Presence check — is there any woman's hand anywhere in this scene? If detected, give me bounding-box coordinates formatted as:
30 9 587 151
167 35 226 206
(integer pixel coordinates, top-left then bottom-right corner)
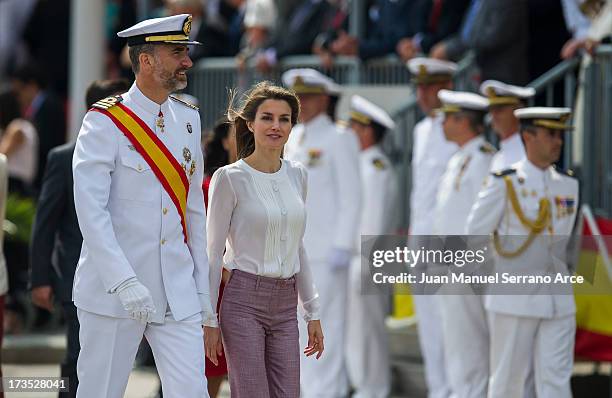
304 320 324 359
204 326 223 366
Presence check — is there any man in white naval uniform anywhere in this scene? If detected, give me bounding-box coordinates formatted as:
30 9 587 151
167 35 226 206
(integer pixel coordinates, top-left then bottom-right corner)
72 15 213 398
480 79 536 398
467 108 579 398
282 68 361 398
406 57 458 398
433 90 494 398
346 95 398 398
480 80 534 172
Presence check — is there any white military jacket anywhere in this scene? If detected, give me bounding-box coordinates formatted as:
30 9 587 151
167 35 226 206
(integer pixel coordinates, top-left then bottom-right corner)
467 159 579 318
360 145 398 236
489 132 525 172
284 113 361 261
434 135 495 235
72 83 213 323
410 113 458 235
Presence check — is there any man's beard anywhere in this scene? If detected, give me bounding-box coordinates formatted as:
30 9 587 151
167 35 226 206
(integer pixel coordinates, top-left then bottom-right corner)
155 66 188 92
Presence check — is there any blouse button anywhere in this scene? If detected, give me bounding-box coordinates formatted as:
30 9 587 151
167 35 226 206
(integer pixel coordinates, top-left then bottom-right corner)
281 208 287 215
273 186 279 192
281 235 287 241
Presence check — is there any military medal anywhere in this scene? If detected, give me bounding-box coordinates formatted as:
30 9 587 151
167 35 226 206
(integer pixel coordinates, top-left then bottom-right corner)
307 149 322 167
186 122 192 134
156 110 165 133
183 147 192 163
555 196 575 218
128 145 136 151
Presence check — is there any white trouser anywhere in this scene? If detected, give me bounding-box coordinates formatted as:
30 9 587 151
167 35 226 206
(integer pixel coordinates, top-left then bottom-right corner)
76 308 207 398
345 257 390 398
487 311 575 398
412 294 452 398
438 293 489 398
300 262 349 398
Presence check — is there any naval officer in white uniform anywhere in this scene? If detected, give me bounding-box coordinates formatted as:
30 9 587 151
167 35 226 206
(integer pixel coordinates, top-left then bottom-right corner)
480 80 534 172
346 95 398 398
467 108 579 398
283 68 362 398
480 79 537 398
433 90 494 398
406 57 458 398
72 14 213 398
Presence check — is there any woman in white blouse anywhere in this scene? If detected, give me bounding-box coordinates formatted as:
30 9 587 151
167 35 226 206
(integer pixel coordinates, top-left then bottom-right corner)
204 82 324 397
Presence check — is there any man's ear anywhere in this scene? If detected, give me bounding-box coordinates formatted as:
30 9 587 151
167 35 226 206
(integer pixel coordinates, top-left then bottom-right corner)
139 52 154 72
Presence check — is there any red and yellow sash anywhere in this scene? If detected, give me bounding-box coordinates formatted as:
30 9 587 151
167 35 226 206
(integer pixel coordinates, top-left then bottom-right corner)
93 102 189 242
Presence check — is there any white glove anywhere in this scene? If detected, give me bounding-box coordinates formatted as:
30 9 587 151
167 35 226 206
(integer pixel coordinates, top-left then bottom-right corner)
114 277 156 324
328 248 352 271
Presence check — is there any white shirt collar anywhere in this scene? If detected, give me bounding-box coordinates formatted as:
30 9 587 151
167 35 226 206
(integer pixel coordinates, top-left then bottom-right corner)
520 158 552 180
459 134 485 154
127 82 170 116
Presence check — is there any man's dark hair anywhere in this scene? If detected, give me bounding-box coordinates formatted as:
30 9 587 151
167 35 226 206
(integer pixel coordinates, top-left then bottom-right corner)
458 110 486 135
128 44 156 74
519 123 538 145
371 122 388 144
85 79 131 108
10 64 46 88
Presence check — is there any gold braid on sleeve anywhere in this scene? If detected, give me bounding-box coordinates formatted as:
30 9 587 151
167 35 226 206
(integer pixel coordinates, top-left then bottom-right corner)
493 176 551 258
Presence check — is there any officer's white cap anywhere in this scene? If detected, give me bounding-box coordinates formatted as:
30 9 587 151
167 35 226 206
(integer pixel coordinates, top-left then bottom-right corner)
117 14 201 46
282 68 341 96
437 89 489 113
349 95 395 130
480 80 535 106
407 57 457 84
514 107 573 130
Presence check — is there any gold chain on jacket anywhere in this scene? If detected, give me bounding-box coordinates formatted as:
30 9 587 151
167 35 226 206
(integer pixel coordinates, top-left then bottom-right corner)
493 176 551 258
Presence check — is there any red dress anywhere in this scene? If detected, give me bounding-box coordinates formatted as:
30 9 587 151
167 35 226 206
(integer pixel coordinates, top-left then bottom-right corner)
203 175 228 377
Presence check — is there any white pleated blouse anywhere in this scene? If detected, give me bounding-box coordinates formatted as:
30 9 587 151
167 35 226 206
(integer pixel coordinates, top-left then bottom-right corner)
204 158 320 327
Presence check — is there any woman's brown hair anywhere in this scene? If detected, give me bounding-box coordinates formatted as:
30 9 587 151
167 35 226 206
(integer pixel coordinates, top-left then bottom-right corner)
227 81 300 159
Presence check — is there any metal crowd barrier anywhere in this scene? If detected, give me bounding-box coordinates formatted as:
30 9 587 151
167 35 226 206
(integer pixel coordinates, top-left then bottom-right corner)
189 54 441 130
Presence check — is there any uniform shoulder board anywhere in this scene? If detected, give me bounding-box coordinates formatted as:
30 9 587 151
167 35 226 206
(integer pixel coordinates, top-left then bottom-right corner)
492 168 516 177
372 158 387 170
479 143 496 154
91 95 122 110
170 95 199 110
557 168 577 179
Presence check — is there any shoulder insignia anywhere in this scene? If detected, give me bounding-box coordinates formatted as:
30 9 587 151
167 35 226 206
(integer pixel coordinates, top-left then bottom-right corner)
479 143 496 154
170 95 199 110
492 168 516 178
554 166 577 179
91 95 122 110
372 158 386 170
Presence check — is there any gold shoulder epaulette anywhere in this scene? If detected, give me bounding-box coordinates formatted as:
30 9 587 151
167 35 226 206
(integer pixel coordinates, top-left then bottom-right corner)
479 143 496 154
170 95 199 110
492 168 516 178
91 95 123 110
372 158 386 170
